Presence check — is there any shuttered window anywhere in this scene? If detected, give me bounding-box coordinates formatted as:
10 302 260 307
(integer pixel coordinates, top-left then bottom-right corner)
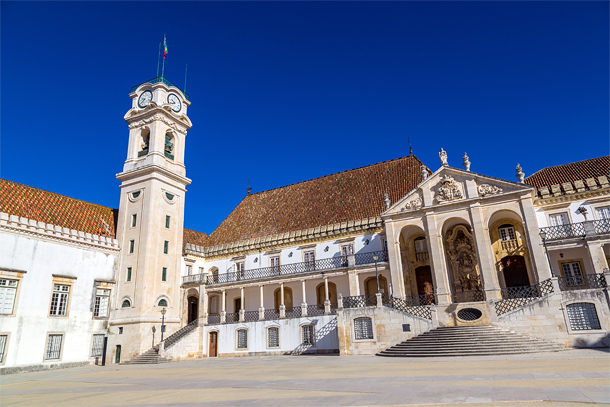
268 327 279 348
566 303 601 330
0 279 18 315
237 329 247 349
354 317 374 340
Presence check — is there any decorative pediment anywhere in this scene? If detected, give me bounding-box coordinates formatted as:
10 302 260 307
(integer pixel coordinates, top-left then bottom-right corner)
434 175 464 204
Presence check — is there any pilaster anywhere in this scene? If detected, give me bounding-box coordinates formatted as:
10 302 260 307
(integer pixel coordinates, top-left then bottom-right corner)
422 213 451 304
468 203 501 300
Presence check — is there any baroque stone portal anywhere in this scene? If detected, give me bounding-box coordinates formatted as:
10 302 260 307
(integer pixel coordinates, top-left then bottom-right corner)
445 225 482 293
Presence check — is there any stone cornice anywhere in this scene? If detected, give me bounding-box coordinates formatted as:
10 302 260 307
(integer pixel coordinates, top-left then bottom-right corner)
0 212 120 253
533 188 609 207
185 216 384 259
125 108 192 133
116 163 191 187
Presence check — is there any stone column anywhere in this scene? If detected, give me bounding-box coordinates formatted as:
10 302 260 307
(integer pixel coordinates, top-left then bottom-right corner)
239 287 245 322
259 285 265 320
469 203 501 300
200 287 208 326
220 289 226 323
385 220 406 298
324 276 331 314
301 279 308 316
519 196 553 280
586 241 610 274
347 270 360 296
423 213 452 304
279 282 286 318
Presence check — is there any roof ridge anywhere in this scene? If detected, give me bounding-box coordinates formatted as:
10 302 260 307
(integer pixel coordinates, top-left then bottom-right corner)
0 178 117 211
525 155 610 181
248 154 425 196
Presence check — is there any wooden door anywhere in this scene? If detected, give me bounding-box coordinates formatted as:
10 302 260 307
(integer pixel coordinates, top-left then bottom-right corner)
115 345 121 364
187 296 198 323
209 332 218 357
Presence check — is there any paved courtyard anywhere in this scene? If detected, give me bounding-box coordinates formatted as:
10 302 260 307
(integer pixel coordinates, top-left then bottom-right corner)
1 349 609 406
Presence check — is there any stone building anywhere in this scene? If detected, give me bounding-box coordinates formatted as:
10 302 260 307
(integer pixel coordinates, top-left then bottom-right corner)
0 77 608 371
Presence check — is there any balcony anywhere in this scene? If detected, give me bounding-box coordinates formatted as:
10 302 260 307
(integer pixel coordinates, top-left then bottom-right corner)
182 250 389 287
415 251 429 262
539 219 610 242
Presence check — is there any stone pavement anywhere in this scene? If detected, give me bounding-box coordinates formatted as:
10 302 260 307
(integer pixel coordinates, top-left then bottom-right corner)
1 349 609 406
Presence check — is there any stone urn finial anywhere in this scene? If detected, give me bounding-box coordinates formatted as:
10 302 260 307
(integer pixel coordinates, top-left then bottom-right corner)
463 153 471 171
384 193 391 210
421 165 429 180
439 148 448 167
516 164 525 183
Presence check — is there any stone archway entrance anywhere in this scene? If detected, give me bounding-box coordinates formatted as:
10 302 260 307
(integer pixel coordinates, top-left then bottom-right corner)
415 266 435 304
187 296 198 323
501 255 530 287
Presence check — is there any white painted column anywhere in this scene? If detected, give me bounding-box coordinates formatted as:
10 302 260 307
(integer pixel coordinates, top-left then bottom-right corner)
301 279 308 316
239 287 245 321
324 276 331 314
259 285 265 320
423 213 452 304
279 282 286 318
220 289 226 323
469 203 501 300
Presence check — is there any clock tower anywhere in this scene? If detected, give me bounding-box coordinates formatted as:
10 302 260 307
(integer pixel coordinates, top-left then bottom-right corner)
108 78 192 361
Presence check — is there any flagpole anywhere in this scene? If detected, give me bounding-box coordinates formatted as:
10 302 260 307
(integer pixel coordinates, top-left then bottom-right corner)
161 34 166 79
184 63 188 93
156 42 161 78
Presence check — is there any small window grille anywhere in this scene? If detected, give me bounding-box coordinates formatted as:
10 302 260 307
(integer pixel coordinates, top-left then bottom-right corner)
268 327 279 348
302 325 314 346
49 284 70 316
162 267 167 282
0 279 18 315
237 329 248 349
354 317 374 340
0 335 7 363
91 334 104 357
45 334 63 359
94 289 110 317
566 302 601 330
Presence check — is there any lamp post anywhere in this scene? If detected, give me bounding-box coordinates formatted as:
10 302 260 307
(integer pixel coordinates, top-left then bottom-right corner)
160 307 167 342
373 254 380 293
539 230 554 277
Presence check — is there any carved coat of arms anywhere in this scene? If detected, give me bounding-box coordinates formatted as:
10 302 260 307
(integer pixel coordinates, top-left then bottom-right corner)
435 175 463 203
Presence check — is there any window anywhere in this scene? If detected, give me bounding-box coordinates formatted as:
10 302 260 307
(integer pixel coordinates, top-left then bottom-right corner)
566 303 601 330
0 335 7 363
163 240 169 254
0 279 18 315
237 329 247 349
198 267 203 274
270 256 280 274
127 267 132 282
131 214 137 227
304 250 315 271
118 327 124 334
301 325 314 346
91 334 104 357
549 213 569 226
596 206 610 220
45 334 63 359
122 299 131 308
93 289 110 317
268 327 279 348
165 215 171 228
129 240 135 253
414 237 427 252
164 133 174 160
341 244 353 266
186 265 192 276
498 225 516 241
562 262 584 286
49 284 70 316
162 267 167 282
209 295 219 314
235 262 245 280
354 317 374 340
158 299 167 307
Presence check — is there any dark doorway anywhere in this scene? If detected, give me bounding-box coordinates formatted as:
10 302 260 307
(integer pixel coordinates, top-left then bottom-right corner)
415 266 435 304
187 296 198 323
502 256 530 287
115 345 121 364
209 331 218 357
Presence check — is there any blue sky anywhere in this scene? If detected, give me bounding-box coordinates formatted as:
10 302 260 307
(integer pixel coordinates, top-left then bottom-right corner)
1 1 608 235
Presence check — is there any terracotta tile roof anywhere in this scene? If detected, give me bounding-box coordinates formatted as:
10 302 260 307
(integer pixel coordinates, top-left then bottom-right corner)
183 228 208 252
524 156 610 197
206 155 428 247
0 178 117 237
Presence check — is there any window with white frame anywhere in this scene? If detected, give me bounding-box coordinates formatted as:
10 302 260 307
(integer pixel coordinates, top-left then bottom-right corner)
235 262 245 280
267 327 279 348
186 265 192 276
198 267 204 274
549 213 569 226
91 334 105 357
596 206 610 220
562 262 584 286
498 225 516 241
301 324 314 346
566 302 601 330
354 317 374 340
270 256 280 274
304 251 315 271
0 335 7 363
45 334 63 359
49 284 70 316
236 329 247 349
341 244 353 266
93 289 110 317
0 279 18 315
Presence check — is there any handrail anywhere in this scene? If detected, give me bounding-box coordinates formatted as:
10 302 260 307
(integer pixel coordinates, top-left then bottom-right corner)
540 219 610 241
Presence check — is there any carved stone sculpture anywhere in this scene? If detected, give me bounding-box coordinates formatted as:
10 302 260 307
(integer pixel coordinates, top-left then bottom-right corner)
421 165 429 180
384 193 391 210
439 148 448 167
402 196 422 211
463 153 471 171
435 175 463 203
445 225 482 293
516 164 525 184
478 184 502 197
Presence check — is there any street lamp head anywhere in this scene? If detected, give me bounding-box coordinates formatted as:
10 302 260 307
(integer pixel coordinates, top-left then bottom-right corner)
372 254 379 262
539 230 547 240
161 307 167 316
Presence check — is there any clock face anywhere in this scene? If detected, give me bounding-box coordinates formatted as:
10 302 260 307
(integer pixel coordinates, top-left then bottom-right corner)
168 93 182 112
138 90 153 108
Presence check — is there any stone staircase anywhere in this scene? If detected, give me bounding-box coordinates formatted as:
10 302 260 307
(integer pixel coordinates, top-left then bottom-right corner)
377 325 565 357
122 319 200 365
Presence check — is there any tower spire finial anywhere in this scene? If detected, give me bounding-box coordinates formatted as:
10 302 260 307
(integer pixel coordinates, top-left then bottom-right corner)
408 137 413 155
247 179 252 195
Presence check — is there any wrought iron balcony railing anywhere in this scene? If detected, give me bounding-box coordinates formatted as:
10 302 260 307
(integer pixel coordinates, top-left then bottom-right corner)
540 219 610 241
131 76 191 100
183 250 389 287
557 273 607 291
452 290 485 303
